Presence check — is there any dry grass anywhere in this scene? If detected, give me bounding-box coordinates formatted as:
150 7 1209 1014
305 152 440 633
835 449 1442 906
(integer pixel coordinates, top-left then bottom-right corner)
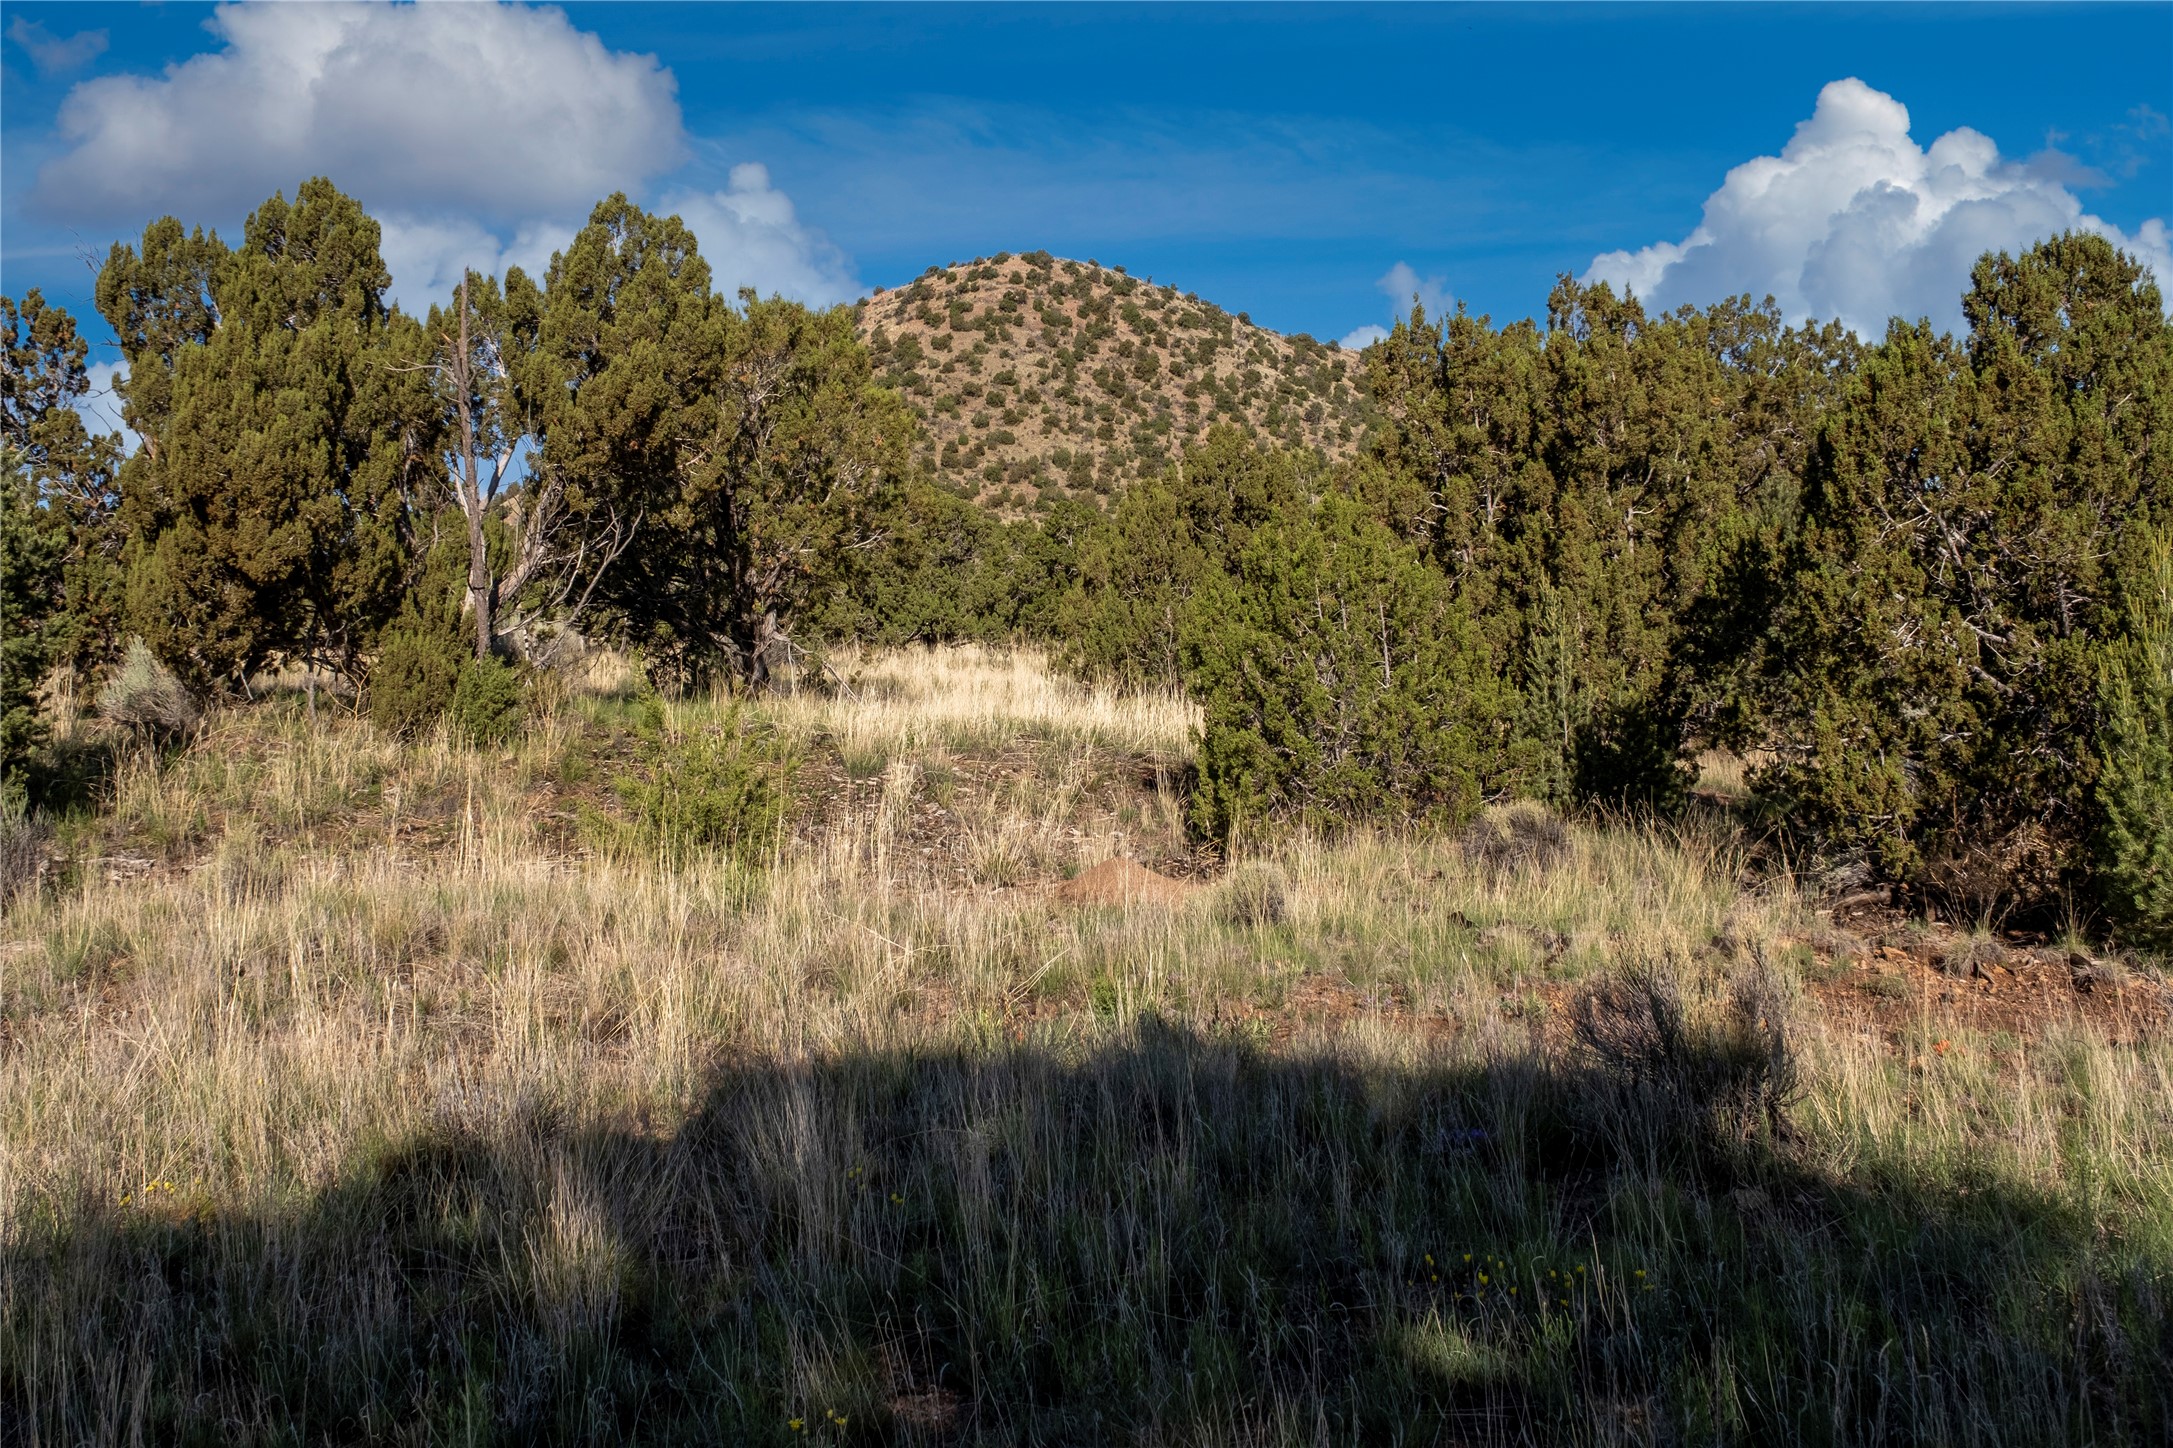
768 642 1199 759
3 648 2169 1444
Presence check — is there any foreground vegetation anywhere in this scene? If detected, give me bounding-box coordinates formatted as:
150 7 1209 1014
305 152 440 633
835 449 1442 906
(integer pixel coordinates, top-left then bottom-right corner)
8 182 2171 939
5 648 2168 1444
4 167 2171 1442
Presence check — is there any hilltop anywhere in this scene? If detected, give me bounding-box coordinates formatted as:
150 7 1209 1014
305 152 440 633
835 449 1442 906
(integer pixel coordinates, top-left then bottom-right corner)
856 250 1372 508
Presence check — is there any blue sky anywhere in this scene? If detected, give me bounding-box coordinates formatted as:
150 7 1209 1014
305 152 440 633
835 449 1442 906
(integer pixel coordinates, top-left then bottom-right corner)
3 1 2169 414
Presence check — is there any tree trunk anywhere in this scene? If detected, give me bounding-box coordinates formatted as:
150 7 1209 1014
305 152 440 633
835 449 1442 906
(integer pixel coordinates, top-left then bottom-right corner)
749 610 779 693
455 275 494 663
467 504 494 662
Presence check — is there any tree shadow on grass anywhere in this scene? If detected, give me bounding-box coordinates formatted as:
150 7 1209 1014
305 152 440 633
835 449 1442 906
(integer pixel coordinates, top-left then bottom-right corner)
6 1018 2168 1446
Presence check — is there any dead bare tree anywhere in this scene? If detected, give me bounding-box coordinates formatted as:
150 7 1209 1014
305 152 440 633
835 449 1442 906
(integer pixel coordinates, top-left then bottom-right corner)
410 272 638 661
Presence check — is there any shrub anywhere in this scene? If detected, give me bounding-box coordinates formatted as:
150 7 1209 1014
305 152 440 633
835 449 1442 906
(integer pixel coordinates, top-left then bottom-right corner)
1216 863 1288 928
1459 802 1571 881
1 798 49 906
367 628 466 740
97 639 199 739
449 656 524 748
1181 493 1510 843
597 716 792 868
2096 528 2173 951
1570 955 1799 1158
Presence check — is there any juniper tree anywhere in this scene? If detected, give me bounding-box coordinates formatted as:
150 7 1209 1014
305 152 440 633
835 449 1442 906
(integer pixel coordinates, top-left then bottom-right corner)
670 292 916 687
1760 234 2173 906
2096 526 2173 950
100 180 434 689
1062 425 1303 688
93 217 226 453
1356 284 1856 806
1 452 65 791
526 196 721 686
2 290 126 678
1180 493 1509 842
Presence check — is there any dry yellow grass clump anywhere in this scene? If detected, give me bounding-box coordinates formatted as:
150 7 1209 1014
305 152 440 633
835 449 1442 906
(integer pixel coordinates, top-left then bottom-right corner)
3 647 2169 1443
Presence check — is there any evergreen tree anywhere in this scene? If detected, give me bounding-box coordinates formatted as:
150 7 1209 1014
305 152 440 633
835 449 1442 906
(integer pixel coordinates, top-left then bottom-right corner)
810 479 998 645
1064 479 1201 687
670 292 916 687
1063 426 1303 687
93 217 227 450
1758 320 1977 881
1357 285 1857 806
1181 493 1508 842
1 453 66 794
99 180 434 689
807 487 1091 649
2 291 126 679
2096 526 2173 950
1761 234 2173 906
529 196 721 686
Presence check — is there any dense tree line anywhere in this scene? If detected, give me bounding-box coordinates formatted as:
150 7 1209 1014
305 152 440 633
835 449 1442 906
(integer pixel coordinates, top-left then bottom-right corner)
4 178 919 765
1063 235 2171 940
4 198 2168 944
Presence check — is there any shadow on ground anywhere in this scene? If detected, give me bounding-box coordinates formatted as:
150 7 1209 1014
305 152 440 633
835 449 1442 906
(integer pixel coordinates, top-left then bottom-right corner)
6 1019 2168 1446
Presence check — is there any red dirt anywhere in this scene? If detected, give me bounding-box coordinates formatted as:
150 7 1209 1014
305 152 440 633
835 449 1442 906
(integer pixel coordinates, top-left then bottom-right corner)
1800 939 2168 1048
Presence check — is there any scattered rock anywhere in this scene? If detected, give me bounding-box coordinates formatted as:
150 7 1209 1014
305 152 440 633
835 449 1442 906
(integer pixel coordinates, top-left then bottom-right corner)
96 854 159 882
1053 857 1196 907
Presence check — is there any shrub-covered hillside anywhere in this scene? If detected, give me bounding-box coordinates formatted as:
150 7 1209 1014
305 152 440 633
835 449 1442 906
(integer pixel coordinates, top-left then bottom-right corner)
857 251 1370 508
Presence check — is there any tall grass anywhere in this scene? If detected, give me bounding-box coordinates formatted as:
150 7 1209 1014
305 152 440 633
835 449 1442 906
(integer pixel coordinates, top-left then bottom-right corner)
2 649 2167 1444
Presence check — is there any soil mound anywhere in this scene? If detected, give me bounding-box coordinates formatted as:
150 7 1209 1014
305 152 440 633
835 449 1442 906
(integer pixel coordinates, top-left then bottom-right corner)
1054 857 1196 907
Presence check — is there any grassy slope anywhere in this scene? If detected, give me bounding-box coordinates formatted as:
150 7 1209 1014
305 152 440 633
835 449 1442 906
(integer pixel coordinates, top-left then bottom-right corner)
857 255 1370 511
3 648 2169 1446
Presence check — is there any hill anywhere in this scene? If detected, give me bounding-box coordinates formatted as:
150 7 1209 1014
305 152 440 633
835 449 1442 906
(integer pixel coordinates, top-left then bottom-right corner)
856 250 1372 509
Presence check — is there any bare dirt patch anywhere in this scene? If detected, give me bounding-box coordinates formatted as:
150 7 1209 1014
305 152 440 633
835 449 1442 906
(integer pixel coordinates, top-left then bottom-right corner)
1802 936 2168 1048
1052 857 1198 907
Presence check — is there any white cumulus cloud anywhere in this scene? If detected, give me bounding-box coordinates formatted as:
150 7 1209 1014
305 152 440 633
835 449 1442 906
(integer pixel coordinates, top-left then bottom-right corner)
29 3 865 316
660 164 862 309
1339 260 1452 351
374 215 577 313
74 359 139 457
1585 77 2173 336
1378 261 1451 320
34 1 685 226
